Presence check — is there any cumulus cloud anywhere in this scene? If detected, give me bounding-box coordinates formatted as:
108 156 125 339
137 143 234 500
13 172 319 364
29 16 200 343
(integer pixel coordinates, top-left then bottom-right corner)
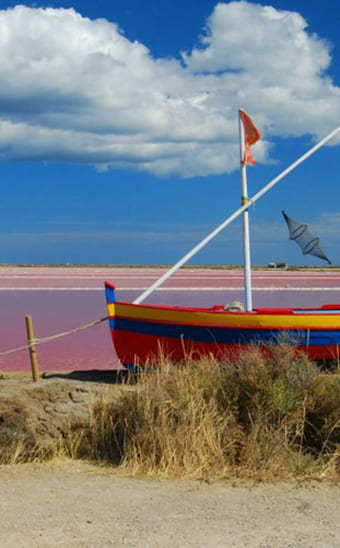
0 2 338 177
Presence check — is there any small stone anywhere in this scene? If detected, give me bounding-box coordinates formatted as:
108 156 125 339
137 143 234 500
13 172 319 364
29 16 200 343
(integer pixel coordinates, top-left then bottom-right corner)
54 403 72 414
69 390 86 403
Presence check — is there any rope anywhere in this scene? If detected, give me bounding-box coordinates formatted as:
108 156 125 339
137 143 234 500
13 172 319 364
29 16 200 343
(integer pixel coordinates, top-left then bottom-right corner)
0 316 109 357
35 316 108 344
0 343 35 357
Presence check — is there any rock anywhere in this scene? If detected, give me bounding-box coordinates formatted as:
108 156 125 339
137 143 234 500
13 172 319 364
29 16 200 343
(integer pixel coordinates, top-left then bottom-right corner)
0 376 126 461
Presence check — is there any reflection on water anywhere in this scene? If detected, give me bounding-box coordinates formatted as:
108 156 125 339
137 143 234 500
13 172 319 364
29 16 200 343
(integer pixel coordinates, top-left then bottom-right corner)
1 289 339 371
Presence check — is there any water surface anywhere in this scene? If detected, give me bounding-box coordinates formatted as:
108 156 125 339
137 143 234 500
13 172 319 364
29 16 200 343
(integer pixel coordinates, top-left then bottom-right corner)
1 268 339 371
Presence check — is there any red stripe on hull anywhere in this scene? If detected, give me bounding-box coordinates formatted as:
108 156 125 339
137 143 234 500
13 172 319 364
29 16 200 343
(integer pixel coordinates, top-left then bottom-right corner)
111 329 339 366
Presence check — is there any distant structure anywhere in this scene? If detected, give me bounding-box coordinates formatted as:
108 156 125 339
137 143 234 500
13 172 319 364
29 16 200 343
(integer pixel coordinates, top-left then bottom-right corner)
267 262 288 269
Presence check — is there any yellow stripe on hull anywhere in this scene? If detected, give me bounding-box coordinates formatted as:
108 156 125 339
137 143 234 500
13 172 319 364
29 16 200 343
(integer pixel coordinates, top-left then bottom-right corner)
107 302 340 329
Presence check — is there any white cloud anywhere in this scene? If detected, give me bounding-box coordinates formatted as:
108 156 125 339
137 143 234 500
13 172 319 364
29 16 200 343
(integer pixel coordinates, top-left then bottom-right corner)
183 2 340 140
0 3 338 177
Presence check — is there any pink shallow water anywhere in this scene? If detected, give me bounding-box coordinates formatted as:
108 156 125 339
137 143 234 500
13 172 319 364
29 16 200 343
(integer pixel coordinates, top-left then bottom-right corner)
1 267 340 372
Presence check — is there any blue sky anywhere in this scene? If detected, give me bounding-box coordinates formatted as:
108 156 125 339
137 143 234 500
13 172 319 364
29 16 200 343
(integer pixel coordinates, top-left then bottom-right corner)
0 0 339 265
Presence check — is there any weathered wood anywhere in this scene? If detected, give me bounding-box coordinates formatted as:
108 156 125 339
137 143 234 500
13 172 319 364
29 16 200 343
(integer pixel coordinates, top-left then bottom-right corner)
25 315 39 382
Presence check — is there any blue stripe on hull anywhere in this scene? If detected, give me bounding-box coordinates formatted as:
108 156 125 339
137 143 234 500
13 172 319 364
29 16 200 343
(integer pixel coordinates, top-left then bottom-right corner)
112 318 340 347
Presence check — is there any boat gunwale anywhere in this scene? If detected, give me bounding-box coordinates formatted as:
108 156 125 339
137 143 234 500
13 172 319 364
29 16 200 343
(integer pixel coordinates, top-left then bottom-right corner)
109 299 340 317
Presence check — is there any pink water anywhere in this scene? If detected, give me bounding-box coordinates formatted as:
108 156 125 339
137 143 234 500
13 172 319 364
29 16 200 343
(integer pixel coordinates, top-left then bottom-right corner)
1 267 340 371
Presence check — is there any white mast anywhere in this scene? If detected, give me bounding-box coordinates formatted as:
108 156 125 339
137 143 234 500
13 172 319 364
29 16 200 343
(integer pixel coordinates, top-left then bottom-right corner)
238 109 253 311
134 125 340 305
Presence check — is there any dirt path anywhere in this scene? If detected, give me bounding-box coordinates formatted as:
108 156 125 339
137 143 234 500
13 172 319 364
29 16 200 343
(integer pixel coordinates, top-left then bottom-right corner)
0 461 339 547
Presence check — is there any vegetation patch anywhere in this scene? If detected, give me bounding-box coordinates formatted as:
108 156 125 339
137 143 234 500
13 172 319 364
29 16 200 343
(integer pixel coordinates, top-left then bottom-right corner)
1 347 340 481
106 347 340 480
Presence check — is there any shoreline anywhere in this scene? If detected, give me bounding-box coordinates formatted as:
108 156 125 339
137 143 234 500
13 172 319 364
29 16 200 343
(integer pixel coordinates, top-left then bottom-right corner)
0 263 340 270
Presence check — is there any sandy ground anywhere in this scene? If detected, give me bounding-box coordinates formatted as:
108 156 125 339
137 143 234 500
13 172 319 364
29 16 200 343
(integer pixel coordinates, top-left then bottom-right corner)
0 461 339 548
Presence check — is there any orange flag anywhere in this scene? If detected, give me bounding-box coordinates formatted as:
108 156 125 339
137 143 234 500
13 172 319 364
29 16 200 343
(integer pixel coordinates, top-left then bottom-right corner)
239 109 261 166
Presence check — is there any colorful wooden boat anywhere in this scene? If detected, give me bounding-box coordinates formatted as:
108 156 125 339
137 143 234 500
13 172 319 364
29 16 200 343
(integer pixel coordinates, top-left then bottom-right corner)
104 115 340 368
105 282 340 367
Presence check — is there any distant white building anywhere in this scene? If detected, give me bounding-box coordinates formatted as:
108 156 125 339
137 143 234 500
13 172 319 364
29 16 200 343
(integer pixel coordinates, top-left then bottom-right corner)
267 262 288 269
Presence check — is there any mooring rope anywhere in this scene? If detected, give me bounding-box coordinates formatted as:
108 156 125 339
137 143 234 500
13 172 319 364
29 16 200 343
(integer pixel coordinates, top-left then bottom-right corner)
0 316 109 356
0 342 35 357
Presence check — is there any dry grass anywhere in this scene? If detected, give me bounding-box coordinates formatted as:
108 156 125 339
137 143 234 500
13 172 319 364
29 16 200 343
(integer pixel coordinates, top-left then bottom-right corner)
66 345 340 480
1 346 340 480
109 347 340 480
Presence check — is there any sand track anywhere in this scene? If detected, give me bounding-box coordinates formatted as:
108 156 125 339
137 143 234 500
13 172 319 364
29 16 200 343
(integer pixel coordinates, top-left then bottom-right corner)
0 461 339 547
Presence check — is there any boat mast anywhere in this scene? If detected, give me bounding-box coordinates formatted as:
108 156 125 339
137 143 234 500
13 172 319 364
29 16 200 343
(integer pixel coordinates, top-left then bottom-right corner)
134 125 340 306
238 109 253 311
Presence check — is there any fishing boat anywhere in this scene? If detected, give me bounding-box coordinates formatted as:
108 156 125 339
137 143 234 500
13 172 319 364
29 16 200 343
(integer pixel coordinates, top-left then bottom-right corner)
105 111 340 368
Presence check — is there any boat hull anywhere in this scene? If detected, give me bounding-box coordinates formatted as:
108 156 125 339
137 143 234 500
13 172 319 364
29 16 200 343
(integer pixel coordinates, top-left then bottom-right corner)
105 283 340 367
